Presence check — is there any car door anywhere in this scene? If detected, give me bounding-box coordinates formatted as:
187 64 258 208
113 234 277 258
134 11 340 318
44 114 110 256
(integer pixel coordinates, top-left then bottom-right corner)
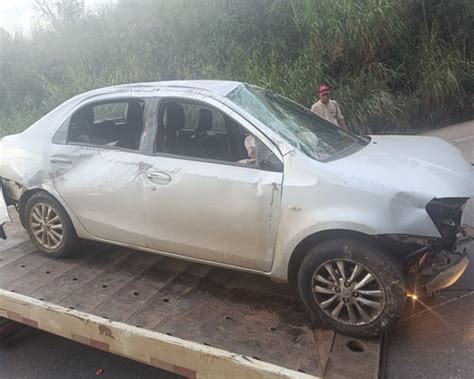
141 96 283 272
47 97 148 247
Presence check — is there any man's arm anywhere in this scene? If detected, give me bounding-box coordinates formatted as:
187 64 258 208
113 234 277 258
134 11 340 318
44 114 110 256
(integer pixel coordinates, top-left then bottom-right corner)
338 117 348 131
335 102 349 131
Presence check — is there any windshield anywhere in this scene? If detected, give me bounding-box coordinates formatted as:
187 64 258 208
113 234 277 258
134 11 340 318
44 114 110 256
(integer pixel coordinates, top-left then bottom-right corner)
227 84 363 161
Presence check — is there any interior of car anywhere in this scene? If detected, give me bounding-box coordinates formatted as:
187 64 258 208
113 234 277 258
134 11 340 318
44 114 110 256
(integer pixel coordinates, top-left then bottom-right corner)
68 99 145 150
155 100 251 164
66 98 281 171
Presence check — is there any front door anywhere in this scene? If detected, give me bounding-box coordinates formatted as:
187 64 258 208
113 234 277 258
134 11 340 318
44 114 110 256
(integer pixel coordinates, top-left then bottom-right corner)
143 157 282 271
142 98 283 271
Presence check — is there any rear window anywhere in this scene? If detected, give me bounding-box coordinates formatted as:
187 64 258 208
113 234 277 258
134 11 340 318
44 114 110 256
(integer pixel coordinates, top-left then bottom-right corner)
67 99 145 150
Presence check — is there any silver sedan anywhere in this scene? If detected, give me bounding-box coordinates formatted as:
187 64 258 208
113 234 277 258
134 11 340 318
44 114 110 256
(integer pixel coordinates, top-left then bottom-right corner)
1 81 472 337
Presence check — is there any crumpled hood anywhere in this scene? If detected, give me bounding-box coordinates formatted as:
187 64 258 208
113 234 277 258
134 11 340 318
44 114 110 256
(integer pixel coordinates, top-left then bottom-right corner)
326 135 473 200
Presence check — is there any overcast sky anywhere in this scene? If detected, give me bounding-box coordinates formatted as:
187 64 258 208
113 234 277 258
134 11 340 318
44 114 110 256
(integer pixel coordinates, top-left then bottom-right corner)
0 0 115 34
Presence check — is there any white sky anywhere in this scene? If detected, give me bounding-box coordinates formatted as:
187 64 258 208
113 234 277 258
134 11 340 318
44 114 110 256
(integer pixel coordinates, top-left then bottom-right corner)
0 0 115 34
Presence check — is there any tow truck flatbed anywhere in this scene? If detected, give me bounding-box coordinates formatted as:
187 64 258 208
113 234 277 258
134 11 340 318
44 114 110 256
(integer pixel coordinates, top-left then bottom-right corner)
0 210 381 378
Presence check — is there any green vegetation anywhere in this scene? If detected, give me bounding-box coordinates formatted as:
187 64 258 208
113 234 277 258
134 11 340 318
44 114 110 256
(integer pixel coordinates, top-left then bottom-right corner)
0 0 472 137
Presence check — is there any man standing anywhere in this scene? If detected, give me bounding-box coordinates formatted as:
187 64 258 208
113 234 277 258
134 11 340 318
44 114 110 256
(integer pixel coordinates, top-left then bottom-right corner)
311 84 349 131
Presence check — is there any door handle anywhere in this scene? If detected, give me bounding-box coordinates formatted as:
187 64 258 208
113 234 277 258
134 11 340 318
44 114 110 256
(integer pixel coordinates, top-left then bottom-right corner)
147 171 172 185
50 156 73 168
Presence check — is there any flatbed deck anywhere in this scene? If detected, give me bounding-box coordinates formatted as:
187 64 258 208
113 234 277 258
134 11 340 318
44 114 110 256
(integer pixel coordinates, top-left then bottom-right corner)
0 209 381 378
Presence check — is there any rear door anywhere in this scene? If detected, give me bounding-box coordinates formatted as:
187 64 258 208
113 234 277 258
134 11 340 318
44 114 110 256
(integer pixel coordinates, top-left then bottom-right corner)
47 96 149 247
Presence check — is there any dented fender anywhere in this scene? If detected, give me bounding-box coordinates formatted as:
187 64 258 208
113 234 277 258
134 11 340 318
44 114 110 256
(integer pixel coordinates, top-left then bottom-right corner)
269 148 469 281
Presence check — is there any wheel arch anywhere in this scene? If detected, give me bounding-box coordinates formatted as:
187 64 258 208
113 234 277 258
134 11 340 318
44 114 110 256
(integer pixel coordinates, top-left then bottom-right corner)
287 229 377 283
19 188 78 234
19 188 46 227
20 187 81 257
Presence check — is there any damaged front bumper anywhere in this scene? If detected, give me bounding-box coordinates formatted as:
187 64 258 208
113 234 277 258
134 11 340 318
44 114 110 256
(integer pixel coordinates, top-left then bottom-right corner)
0 183 11 239
415 226 473 295
423 253 469 294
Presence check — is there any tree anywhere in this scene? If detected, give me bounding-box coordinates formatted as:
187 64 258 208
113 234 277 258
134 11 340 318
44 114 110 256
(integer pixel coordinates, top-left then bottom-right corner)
34 0 85 31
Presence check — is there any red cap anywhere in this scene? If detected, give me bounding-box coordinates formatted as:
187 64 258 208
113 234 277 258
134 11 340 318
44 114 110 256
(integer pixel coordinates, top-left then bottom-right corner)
319 84 330 95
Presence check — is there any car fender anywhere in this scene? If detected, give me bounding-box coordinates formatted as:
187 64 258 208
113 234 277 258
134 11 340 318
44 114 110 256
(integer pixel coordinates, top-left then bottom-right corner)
270 192 441 281
269 152 441 282
33 183 91 239
2 177 90 240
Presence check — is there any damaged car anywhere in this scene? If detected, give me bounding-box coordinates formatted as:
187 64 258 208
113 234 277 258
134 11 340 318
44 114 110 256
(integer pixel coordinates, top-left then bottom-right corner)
0 81 472 337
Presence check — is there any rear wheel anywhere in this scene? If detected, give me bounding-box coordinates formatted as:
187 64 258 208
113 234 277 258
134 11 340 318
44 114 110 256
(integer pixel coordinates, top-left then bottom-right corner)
24 192 79 258
298 238 406 337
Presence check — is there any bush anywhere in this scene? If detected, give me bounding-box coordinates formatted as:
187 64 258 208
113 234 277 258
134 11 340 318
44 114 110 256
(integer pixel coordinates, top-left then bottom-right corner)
0 0 472 137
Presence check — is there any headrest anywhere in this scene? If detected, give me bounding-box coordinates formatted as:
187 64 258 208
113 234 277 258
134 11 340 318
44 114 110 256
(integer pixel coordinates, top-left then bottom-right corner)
196 108 213 133
164 101 185 132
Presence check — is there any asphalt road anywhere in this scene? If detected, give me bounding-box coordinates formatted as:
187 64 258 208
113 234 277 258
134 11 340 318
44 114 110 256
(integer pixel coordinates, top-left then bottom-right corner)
1 121 473 378
385 257 474 378
0 328 179 378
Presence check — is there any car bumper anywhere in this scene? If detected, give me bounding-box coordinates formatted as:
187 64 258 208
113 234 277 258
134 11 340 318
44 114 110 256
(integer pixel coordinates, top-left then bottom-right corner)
0 184 11 240
424 254 470 293
416 225 474 296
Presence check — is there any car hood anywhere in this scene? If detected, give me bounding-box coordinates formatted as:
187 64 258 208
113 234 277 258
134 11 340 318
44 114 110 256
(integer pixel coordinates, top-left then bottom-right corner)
326 135 473 200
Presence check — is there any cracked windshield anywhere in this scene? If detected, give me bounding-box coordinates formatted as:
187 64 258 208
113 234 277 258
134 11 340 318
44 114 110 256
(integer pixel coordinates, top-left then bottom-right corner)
228 85 363 161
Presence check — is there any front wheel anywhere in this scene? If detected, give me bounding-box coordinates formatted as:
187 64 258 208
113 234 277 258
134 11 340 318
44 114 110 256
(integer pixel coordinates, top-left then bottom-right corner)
298 238 406 337
24 192 79 258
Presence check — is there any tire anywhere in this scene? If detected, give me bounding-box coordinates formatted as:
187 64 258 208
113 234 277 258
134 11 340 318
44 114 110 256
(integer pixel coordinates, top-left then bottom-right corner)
24 192 79 258
298 238 406 338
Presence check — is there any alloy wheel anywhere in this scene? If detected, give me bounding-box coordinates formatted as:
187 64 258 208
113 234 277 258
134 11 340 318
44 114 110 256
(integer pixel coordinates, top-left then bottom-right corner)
311 259 386 325
29 203 64 250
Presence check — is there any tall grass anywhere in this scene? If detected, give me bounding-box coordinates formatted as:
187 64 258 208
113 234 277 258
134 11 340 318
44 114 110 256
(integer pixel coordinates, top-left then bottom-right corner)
0 0 472 137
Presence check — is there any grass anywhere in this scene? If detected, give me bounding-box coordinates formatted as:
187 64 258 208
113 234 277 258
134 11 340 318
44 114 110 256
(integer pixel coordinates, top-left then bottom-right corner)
0 0 472 137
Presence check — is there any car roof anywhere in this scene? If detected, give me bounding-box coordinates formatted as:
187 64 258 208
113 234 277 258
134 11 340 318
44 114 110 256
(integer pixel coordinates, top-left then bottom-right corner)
100 80 242 97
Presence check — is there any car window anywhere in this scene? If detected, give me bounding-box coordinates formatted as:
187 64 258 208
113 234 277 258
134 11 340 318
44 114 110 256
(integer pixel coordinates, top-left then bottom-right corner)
68 99 145 151
154 99 281 171
178 103 226 132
